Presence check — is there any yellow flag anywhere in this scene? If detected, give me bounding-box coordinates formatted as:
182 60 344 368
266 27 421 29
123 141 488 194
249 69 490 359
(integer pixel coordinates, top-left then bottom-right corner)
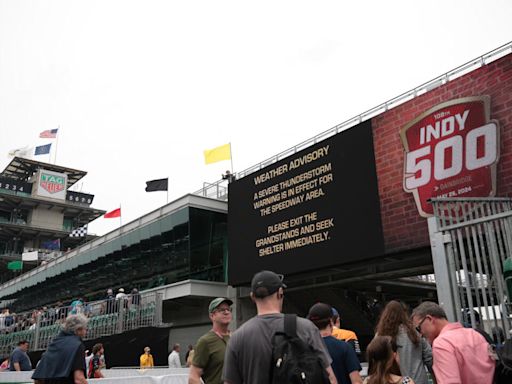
203 143 231 164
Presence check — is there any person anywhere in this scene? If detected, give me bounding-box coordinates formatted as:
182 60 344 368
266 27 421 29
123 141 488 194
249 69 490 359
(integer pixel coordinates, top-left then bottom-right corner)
105 288 116 314
0 356 10 371
9 340 31 371
168 343 181 368
88 343 104 378
140 346 154 368
308 302 362 384
189 297 233 384
412 301 495 384
32 314 89 384
364 335 415 384
116 288 126 300
223 270 336 384
131 288 141 306
84 350 93 378
69 298 84 315
116 288 128 310
331 307 361 356
375 301 432 384
185 344 194 367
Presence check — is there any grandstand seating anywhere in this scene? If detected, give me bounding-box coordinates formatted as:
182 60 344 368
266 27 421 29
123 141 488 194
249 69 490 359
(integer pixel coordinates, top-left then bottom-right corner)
0 292 161 356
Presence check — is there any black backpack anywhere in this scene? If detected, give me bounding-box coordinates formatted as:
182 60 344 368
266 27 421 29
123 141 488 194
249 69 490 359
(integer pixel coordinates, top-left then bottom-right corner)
473 328 512 384
270 314 330 384
495 339 512 384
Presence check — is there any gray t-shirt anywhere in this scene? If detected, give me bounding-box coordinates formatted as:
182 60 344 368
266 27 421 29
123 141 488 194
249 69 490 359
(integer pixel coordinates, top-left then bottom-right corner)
9 347 31 371
223 313 332 384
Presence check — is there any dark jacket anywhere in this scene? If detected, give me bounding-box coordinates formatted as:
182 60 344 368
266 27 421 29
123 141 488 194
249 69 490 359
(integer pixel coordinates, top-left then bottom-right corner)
32 330 85 380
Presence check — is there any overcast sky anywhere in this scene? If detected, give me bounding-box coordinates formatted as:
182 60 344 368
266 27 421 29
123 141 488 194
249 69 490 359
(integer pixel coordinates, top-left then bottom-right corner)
1 0 510 236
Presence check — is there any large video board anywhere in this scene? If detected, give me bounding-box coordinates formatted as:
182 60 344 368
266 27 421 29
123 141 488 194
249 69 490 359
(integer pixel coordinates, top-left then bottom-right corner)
228 121 384 285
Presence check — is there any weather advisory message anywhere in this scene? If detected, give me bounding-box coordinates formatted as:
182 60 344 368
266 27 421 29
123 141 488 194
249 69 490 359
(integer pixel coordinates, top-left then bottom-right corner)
228 121 385 285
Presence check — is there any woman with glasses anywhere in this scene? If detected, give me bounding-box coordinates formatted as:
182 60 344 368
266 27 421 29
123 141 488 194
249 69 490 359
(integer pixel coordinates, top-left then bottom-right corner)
374 301 432 384
364 336 414 384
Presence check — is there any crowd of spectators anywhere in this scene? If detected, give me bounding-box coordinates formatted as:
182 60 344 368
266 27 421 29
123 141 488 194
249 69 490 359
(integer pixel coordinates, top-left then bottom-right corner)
0 286 142 336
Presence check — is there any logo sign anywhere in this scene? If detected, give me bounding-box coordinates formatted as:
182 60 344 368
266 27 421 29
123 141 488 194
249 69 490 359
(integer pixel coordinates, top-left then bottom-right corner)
36 170 67 200
400 96 500 217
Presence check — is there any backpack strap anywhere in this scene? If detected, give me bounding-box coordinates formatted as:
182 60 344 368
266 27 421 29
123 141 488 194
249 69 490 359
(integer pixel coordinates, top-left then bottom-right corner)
284 314 297 338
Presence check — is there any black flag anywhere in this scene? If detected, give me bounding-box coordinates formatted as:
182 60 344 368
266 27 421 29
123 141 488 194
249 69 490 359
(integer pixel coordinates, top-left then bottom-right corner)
145 178 168 192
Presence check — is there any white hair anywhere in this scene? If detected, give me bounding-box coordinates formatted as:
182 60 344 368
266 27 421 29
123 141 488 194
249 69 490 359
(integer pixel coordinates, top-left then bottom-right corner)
63 314 88 334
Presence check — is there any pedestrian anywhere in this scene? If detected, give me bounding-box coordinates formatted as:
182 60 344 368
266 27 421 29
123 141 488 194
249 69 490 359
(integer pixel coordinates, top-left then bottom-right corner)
131 288 141 306
105 288 116 314
223 270 336 384
375 301 432 384
185 344 194 367
412 301 495 384
308 302 362 384
364 335 415 384
88 343 104 378
69 298 84 315
32 314 89 384
332 307 361 356
168 343 181 368
84 350 92 378
189 297 233 384
9 340 31 371
140 346 154 368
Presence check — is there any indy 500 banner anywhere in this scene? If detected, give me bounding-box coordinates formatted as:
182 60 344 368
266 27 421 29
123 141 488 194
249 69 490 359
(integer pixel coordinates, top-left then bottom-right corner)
400 96 500 217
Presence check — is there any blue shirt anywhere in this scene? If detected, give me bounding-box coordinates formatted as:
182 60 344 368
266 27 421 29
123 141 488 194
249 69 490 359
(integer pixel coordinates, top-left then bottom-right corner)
9 347 32 371
323 336 361 384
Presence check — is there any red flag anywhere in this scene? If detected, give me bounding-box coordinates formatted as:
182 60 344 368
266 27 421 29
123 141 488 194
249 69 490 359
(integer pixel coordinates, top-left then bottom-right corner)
104 208 121 218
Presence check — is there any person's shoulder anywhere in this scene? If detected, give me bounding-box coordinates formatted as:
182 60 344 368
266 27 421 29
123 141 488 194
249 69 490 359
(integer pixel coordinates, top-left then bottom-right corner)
196 330 216 344
295 315 316 329
325 336 352 350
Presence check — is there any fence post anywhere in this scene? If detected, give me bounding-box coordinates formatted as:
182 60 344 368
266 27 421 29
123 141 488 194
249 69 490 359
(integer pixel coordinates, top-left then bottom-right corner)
117 300 125 333
155 293 163 326
34 313 42 351
427 217 458 321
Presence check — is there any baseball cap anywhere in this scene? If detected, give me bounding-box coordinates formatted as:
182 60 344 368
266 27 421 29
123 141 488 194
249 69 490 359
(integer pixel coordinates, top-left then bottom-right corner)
307 302 333 322
251 270 287 298
331 307 340 318
208 297 233 313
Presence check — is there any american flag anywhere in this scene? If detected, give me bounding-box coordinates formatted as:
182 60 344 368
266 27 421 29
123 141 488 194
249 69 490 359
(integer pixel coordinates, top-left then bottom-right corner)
39 128 59 138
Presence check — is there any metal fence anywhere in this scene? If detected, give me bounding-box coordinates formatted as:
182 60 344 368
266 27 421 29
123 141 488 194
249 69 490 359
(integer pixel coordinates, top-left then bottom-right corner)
193 41 512 201
0 292 163 357
430 197 512 341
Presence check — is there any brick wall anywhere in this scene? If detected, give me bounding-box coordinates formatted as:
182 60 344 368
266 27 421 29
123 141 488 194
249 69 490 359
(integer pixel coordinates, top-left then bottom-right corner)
372 53 512 253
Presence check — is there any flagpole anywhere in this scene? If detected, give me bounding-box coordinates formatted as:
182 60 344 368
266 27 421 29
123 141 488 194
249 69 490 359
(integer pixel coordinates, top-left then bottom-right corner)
54 125 60 164
167 178 169 204
230 142 234 173
119 204 122 227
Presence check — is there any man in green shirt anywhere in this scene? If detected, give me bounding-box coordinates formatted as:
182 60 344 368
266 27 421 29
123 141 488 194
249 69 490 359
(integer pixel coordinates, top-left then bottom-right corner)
189 297 233 384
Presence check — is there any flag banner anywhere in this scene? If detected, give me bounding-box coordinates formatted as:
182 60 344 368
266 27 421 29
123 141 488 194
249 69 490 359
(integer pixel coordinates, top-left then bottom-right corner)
145 178 168 192
204 143 231 164
104 208 121 218
8 146 32 158
34 143 52 156
39 128 59 138
70 225 88 237
7 261 23 271
22 251 39 261
41 239 61 250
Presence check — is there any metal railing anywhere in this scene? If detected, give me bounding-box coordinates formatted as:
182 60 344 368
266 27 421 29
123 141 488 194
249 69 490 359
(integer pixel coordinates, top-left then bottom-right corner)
193 41 512 200
0 292 163 356
430 197 512 340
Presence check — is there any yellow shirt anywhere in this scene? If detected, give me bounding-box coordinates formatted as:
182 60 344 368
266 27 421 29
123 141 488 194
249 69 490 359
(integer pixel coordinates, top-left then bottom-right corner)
140 353 154 368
